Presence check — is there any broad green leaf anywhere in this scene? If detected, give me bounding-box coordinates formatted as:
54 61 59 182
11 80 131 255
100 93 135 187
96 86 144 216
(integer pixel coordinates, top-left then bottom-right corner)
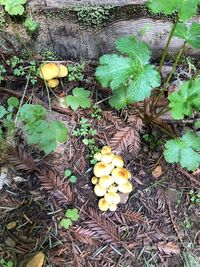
7 97 19 107
73 87 90 98
65 96 79 111
20 104 46 124
65 88 91 111
175 23 200 49
127 64 160 101
64 169 72 177
4 0 26 16
116 36 151 64
95 54 134 90
164 131 200 171
50 121 68 143
147 0 200 21
65 208 79 221
60 218 72 229
109 87 130 110
0 106 8 119
168 78 200 119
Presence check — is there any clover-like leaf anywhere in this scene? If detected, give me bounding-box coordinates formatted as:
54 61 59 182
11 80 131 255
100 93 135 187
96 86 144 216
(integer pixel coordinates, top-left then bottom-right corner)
147 0 200 21
168 78 200 120
60 218 72 229
69 175 77 183
174 22 200 49
65 87 91 111
164 131 200 171
4 0 27 16
0 106 8 119
64 169 72 177
7 97 19 108
65 208 79 221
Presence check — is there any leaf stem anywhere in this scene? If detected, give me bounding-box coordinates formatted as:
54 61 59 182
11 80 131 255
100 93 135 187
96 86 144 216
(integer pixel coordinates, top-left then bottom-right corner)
158 15 179 74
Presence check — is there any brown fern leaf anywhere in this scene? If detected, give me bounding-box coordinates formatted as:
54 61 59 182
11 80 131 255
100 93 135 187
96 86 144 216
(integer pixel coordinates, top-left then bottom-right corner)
109 127 141 154
38 169 73 206
71 243 86 267
127 115 143 131
72 226 99 246
85 207 121 244
157 242 180 255
7 147 36 173
102 110 124 129
118 209 145 224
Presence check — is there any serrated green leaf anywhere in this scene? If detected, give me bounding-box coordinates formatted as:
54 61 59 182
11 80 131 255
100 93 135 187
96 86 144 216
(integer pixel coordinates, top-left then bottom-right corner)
147 0 200 21
65 95 79 111
164 132 200 171
65 208 79 221
116 36 151 64
50 121 68 143
73 87 90 98
0 106 8 119
7 97 19 107
64 169 72 177
95 54 134 90
175 22 200 49
168 78 200 120
109 87 129 110
60 218 72 229
65 88 91 111
20 104 46 124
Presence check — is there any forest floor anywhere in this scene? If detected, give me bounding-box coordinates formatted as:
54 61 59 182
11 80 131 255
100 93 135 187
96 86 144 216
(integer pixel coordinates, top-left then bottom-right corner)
0 51 200 267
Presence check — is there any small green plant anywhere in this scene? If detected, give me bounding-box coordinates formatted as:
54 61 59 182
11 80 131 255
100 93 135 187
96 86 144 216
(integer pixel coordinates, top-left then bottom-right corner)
71 4 112 28
60 208 79 229
67 61 85 82
189 190 200 204
0 258 14 267
0 64 6 81
95 0 200 171
24 17 40 33
142 131 164 150
91 105 102 120
40 50 57 60
181 217 193 229
64 169 77 183
0 11 6 28
73 118 99 163
64 87 92 111
0 0 27 16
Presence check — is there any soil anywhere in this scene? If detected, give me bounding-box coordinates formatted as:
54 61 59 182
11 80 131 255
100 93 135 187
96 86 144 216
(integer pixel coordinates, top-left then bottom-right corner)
0 53 200 267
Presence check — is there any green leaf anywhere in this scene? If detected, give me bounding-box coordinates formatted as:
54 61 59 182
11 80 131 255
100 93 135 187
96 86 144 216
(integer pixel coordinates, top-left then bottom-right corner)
109 87 129 110
175 23 200 49
50 121 68 143
195 121 200 128
0 106 8 119
60 218 72 229
65 88 91 111
147 0 200 21
116 36 151 64
7 97 19 107
95 54 134 90
64 169 72 177
24 17 39 32
7 260 14 267
164 131 200 171
4 0 26 16
69 175 77 183
168 78 200 120
65 208 79 221
20 104 46 124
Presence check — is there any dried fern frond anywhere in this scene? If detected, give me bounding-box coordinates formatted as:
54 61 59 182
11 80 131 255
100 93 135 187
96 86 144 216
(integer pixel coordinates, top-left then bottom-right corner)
86 207 122 244
38 169 73 206
102 111 124 129
157 242 180 255
118 209 145 224
109 126 141 154
72 226 99 246
7 147 36 173
71 243 86 267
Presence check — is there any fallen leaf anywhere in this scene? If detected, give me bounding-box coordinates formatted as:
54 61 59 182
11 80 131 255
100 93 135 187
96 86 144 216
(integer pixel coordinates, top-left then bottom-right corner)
26 252 45 267
152 165 162 178
7 221 17 230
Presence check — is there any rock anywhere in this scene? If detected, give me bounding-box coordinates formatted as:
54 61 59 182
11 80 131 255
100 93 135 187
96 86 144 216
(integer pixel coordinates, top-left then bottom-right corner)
26 252 45 267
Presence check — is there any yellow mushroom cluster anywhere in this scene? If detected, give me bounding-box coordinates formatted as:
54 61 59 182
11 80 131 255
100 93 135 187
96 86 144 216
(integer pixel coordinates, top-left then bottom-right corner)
39 63 68 88
92 146 133 212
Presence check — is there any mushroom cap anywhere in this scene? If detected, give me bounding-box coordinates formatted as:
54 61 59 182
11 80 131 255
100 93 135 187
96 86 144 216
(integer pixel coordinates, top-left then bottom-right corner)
39 63 59 81
117 181 133 193
109 203 117 211
94 184 107 197
101 153 114 164
93 162 111 177
98 198 109 211
101 146 112 155
47 79 59 88
107 184 118 193
91 176 98 185
58 64 68 78
126 170 132 179
104 192 121 204
93 152 102 161
99 175 114 188
111 167 129 185
112 155 124 167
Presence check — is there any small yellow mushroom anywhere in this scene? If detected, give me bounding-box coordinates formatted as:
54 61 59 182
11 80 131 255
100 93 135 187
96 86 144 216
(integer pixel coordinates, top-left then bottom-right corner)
117 181 133 193
101 153 114 164
93 162 112 177
104 192 121 205
93 152 102 161
94 184 107 197
98 198 109 211
47 79 59 88
126 170 132 179
91 176 98 185
112 155 124 167
58 64 68 78
99 175 114 188
39 63 59 81
109 203 117 211
101 146 112 155
111 167 129 185
107 184 118 193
